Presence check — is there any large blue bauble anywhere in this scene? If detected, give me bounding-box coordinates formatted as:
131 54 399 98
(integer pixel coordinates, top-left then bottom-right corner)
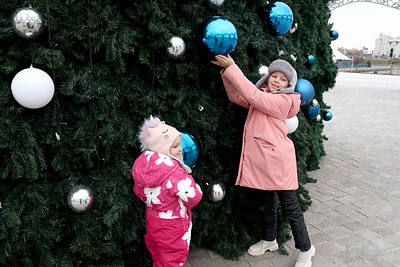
178 128 200 168
295 79 315 106
196 16 238 59
264 2 294 36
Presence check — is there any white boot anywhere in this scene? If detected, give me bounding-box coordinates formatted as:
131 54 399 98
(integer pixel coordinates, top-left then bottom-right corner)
295 245 315 267
247 239 279 256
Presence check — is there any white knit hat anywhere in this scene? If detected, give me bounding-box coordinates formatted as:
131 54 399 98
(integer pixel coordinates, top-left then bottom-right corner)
255 59 297 94
138 116 181 156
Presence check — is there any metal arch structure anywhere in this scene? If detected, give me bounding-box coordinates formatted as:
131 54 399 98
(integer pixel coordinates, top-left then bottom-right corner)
328 0 400 10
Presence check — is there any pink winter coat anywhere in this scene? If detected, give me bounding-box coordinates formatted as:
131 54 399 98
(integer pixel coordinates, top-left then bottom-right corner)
132 151 202 266
221 64 301 191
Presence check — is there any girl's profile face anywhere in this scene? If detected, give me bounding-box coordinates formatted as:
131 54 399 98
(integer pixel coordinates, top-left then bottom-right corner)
169 136 183 160
267 71 289 92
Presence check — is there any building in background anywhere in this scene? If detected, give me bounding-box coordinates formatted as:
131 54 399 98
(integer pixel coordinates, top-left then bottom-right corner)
388 38 400 59
374 33 399 59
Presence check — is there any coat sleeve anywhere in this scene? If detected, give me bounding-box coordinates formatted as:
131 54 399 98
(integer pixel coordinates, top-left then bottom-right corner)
220 69 250 109
222 64 299 119
169 166 203 209
132 156 147 203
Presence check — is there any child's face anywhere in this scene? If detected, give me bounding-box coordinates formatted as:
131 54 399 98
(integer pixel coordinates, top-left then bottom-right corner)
267 71 289 92
169 135 183 160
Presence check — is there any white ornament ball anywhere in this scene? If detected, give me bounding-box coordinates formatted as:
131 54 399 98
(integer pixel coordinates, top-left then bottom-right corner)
285 115 299 134
11 66 55 109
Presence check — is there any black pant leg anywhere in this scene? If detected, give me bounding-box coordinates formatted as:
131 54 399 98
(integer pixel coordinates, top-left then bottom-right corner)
262 191 278 241
277 190 311 252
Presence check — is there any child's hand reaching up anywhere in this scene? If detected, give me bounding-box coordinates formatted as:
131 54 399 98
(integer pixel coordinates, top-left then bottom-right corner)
211 54 235 69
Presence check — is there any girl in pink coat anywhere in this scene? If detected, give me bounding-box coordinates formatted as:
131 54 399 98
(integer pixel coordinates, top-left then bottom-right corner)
211 55 315 267
132 116 203 267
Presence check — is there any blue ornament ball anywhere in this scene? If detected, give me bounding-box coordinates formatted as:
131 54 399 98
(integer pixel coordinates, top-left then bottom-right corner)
307 104 320 120
264 2 294 36
178 128 200 168
195 16 238 59
295 79 315 106
323 111 333 121
305 54 316 68
330 30 339 40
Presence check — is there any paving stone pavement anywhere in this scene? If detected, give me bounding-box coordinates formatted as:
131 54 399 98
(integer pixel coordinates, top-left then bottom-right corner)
187 72 400 267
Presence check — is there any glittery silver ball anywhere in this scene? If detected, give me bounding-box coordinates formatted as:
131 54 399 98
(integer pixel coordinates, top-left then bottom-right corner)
207 182 226 202
167 36 186 57
257 65 268 76
311 99 319 107
208 0 225 6
67 185 95 213
11 7 44 39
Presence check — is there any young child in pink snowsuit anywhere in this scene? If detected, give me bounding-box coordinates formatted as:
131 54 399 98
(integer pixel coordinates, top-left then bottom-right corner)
132 116 203 267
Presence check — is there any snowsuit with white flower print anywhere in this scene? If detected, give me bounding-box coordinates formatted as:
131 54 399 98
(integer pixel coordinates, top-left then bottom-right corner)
132 151 203 267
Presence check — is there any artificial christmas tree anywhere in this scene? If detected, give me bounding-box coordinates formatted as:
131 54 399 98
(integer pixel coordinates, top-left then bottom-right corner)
0 0 337 266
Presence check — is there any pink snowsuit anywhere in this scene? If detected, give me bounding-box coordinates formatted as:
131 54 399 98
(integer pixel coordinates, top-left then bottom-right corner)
132 151 203 267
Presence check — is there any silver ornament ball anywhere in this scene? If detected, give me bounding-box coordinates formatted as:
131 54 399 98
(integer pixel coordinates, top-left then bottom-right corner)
11 7 44 39
311 99 319 107
167 36 186 57
207 182 226 202
257 65 268 76
208 0 225 6
67 185 95 213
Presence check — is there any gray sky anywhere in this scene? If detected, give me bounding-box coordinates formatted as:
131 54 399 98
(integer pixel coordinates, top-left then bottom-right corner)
329 2 400 51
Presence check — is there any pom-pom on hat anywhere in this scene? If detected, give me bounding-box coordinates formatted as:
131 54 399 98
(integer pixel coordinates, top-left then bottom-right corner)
255 59 297 94
138 115 181 156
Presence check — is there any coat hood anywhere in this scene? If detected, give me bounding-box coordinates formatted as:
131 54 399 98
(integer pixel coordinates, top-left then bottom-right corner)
132 151 192 189
255 59 297 94
133 151 178 189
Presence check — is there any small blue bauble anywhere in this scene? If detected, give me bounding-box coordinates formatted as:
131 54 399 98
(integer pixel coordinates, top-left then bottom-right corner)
196 16 238 58
178 128 200 168
323 111 333 121
330 30 339 40
264 2 294 36
307 104 320 120
305 54 316 68
295 79 315 106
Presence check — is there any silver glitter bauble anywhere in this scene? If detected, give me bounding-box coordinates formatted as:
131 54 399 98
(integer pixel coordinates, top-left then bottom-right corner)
311 99 319 107
207 182 226 202
167 36 186 57
257 65 268 76
67 185 95 213
11 7 44 39
208 0 225 6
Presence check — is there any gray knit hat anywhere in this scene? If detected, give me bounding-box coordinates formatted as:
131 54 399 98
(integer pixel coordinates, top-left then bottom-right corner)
255 59 297 94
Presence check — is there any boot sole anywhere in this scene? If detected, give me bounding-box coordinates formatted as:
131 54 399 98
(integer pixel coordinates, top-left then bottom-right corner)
247 243 279 256
295 245 316 267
